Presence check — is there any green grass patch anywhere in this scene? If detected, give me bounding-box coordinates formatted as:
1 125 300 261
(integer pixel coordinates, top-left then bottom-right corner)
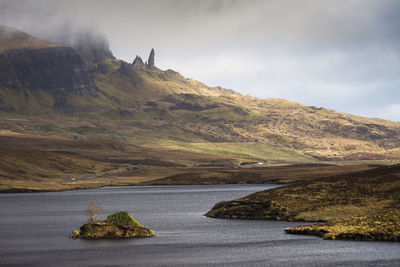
106 211 143 227
149 140 315 163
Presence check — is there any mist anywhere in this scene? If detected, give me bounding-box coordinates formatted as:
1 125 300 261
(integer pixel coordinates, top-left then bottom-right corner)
0 0 399 121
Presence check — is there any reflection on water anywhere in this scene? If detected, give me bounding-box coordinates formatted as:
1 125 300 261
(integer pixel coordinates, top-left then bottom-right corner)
0 184 399 266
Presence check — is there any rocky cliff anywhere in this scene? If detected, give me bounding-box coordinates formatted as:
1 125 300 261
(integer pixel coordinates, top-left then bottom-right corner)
0 26 118 113
0 47 98 96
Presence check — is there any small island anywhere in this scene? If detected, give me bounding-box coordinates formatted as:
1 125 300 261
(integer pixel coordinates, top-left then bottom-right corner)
71 211 154 239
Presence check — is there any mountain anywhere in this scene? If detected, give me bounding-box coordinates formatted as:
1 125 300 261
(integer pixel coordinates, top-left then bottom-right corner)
0 26 399 163
0 25 58 52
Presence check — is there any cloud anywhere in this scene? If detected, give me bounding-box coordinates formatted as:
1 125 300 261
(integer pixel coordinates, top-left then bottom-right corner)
362 104 400 122
382 104 400 122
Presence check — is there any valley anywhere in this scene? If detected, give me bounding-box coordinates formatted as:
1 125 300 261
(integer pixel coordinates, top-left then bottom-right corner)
0 26 399 244
0 133 379 192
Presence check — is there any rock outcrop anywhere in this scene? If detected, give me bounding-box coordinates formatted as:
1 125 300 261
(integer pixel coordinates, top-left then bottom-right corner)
117 61 133 76
71 221 154 239
0 47 98 97
118 49 156 75
147 48 155 68
118 49 156 74
132 55 145 69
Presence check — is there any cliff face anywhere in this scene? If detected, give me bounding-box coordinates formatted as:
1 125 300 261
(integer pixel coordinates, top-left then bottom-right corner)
0 47 98 97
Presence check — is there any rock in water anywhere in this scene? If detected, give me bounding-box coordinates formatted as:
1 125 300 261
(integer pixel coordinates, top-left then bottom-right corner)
75 221 154 239
147 48 155 68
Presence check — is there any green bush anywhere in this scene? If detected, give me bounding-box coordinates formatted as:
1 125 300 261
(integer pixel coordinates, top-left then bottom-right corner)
106 211 143 227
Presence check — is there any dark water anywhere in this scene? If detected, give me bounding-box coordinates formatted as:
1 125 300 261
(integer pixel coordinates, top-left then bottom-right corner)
0 184 399 267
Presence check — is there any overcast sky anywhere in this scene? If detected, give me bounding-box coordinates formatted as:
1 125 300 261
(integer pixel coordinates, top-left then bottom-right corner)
1 0 399 121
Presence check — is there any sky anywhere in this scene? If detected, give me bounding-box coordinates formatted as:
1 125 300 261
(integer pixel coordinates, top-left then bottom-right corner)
0 0 399 121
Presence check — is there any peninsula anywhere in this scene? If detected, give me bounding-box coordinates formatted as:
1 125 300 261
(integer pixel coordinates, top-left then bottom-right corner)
206 164 400 241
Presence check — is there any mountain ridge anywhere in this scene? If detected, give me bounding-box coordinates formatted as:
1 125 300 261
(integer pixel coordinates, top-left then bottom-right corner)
0 26 399 162
0 25 60 52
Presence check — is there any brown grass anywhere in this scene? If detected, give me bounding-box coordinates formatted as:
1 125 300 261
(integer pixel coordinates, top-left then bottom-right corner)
148 164 376 185
206 164 400 241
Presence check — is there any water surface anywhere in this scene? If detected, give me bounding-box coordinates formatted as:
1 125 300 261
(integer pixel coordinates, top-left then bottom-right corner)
1 184 399 266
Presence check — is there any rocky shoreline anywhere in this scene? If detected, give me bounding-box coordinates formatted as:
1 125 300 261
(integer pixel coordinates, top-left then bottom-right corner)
206 165 400 242
71 221 154 239
284 208 400 241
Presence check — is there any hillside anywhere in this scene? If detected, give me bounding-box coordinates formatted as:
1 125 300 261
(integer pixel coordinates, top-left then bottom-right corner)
206 164 400 241
0 25 59 52
0 26 400 164
0 133 379 192
0 134 261 192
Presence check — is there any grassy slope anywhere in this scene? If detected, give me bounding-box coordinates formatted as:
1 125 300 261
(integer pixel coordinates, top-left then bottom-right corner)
0 25 59 52
95 64 400 159
206 164 400 241
147 140 315 164
285 207 400 241
0 134 380 192
0 27 399 161
0 34 400 192
1 54 400 162
148 164 376 185
0 134 275 192
0 148 116 192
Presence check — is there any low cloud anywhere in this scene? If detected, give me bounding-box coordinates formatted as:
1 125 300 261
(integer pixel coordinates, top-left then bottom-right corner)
370 104 400 122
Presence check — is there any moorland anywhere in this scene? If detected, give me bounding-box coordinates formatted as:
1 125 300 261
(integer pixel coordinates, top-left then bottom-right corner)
206 164 400 241
1 25 400 241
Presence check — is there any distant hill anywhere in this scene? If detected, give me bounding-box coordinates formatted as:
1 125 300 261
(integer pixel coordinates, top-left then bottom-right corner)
0 25 59 52
0 26 399 163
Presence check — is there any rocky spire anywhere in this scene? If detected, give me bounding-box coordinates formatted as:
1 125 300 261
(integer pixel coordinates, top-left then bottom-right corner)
132 55 145 69
147 48 155 68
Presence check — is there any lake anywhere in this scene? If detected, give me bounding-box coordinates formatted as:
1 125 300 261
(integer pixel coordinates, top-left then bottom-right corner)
1 184 399 266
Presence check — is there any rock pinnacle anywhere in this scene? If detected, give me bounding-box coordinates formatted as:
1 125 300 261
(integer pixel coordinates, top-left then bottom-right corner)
147 48 155 68
132 55 145 69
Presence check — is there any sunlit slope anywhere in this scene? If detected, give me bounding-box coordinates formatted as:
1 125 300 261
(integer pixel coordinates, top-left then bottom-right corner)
206 164 400 241
89 59 400 159
0 26 399 161
0 25 59 52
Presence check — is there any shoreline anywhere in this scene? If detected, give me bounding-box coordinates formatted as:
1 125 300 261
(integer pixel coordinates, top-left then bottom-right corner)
206 164 400 242
0 181 283 194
